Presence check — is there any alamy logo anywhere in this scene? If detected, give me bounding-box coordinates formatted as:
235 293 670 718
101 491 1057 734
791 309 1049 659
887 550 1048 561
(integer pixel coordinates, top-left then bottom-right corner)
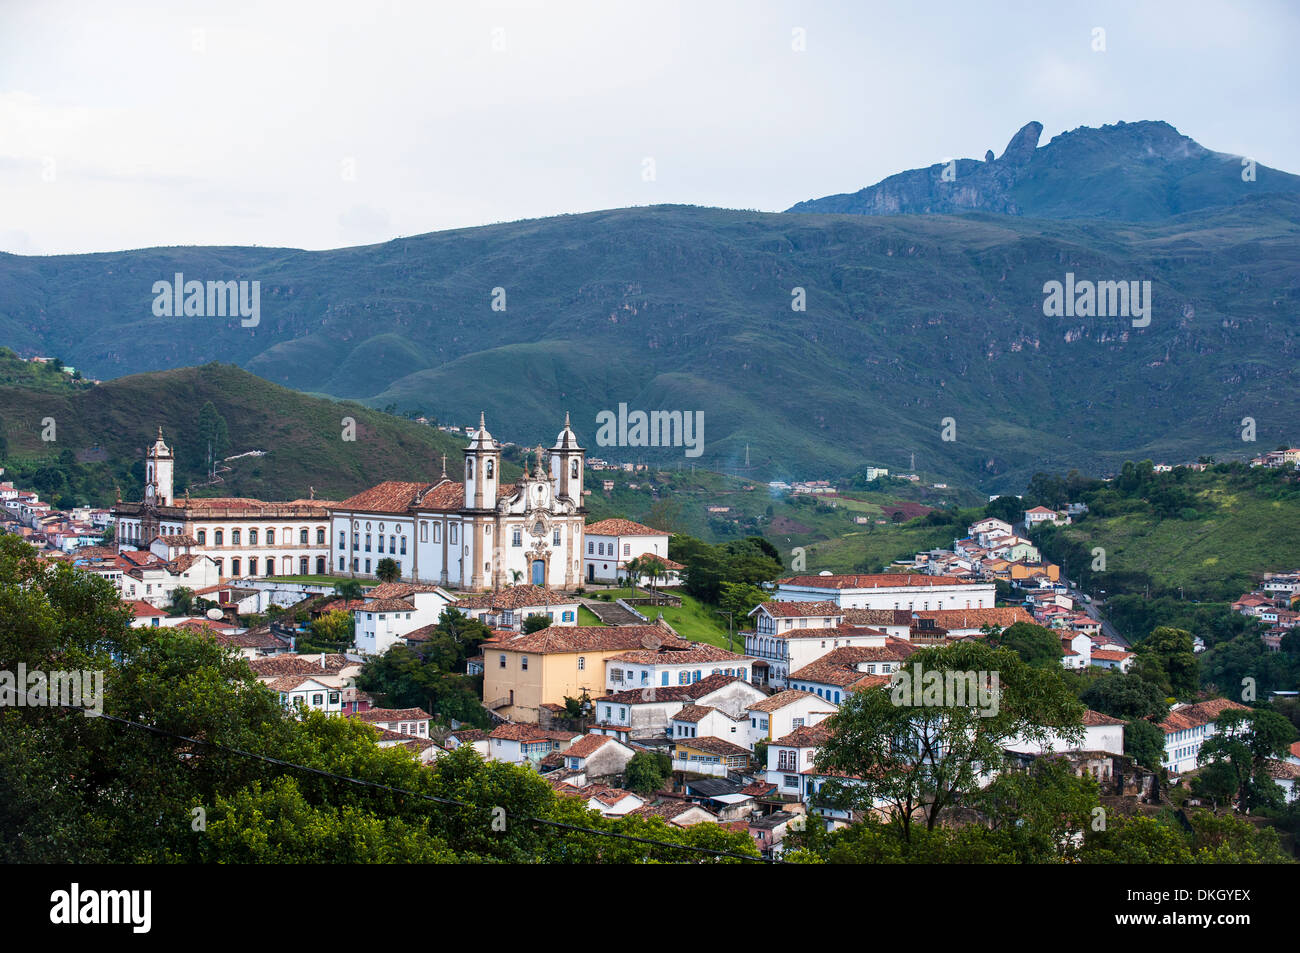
1042 272 1151 327
151 272 260 327
595 403 704 458
0 664 103 716
890 664 1000 717
50 883 151 933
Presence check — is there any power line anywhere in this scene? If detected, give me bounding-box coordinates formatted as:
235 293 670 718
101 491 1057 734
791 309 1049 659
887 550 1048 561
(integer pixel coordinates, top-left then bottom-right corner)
23 698 776 864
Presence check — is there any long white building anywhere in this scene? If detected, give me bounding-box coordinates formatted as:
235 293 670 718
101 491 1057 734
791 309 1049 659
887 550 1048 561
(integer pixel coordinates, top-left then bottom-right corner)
774 573 995 611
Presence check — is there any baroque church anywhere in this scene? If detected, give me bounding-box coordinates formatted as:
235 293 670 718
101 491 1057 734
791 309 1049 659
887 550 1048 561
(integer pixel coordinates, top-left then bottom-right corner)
329 413 587 590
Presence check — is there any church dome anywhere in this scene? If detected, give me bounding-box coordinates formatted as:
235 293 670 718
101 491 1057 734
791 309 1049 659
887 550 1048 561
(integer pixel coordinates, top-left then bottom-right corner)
467 411 497 450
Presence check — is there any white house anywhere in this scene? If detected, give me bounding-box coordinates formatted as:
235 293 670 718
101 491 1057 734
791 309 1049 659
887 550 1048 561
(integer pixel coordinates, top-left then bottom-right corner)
605 643 754 693
487 724 581 767
1005 710 1125 756
591 674 766 740
269 675 346 715
746 689 836 749
453 584 580 631
558 733 635 782
582 518 671 585
1159 698 1252 775
669 704 749 745
1024 506 1068 527
353 582 457 656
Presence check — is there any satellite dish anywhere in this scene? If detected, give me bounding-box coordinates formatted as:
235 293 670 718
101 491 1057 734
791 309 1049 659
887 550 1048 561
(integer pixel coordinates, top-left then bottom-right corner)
818 570 833 576
640 633 663 651
206 608 224 620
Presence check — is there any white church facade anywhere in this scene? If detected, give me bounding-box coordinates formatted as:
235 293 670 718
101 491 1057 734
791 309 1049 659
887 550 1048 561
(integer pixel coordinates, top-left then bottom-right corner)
329 414 588 591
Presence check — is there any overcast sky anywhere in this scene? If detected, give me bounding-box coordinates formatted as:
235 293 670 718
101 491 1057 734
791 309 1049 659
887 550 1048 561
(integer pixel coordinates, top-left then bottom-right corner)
2 0 1296 255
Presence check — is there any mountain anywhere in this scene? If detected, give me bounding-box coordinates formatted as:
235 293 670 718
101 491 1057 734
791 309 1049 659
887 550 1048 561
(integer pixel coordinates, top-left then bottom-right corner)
786 120 1300 220
0 361 485 505
2 122 1298 492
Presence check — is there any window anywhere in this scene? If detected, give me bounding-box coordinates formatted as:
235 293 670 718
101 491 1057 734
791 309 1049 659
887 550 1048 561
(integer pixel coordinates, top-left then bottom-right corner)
512 529 522 547
197 530 206 545
301 528 309 544
578 657 585 670
329 692 339 705
339 532 345 550
266 529 274 545
231 529 240 545
231 558 241 575
338 557 345 571
486 460 494 479
378 536 384 553
499 655 506 668
420 522 428 543
364 559 371 573
365 534 371 552
266 558 274 575
521 656 528 671
570 459 578 478
553 528 561 545
623 544 630 556
450 525 458 544
400 537 407 555
249 529 257 546
466 458 474 479
312 694 324 706
587 542 594 554
300 557 309 574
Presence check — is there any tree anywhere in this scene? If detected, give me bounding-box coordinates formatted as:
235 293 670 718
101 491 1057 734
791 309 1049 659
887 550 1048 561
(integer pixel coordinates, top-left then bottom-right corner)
170 586 196 616
815 640 1086 841
196 401 231 461
333 579 364 602
1197 707 1297 813
987 622 1064 670
1123 717 1166 771
1131 626 1199 698
310 609 354 648
375 558 401 583
984 495 1023 524
718 581 767 621
523 613 552 634
624 750 671 795
1081 671 1169 720
972 756 1099 862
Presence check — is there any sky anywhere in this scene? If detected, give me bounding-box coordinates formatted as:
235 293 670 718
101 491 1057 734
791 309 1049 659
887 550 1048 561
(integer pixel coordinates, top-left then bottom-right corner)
1 0 1297 255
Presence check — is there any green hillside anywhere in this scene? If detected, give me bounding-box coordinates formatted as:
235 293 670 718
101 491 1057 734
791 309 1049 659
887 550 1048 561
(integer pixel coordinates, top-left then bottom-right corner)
1032 465 1300 601
2 123 1298 492
0 361 498 506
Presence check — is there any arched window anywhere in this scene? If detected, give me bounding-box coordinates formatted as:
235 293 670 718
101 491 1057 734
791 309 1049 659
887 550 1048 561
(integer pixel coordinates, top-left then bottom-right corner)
265 528 274 545
197 530 206 545
466 458 474 479
533 521 545 536
231 529 240 545
570 459 578 478
249 529 258 546
486 460 494 479
214 530 223 546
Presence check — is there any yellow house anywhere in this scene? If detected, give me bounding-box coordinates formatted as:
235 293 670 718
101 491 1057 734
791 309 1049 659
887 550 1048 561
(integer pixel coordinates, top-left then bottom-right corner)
482 622 689 723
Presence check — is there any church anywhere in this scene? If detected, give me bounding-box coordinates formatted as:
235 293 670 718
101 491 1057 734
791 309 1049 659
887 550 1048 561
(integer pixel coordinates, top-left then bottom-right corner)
328 413 587 590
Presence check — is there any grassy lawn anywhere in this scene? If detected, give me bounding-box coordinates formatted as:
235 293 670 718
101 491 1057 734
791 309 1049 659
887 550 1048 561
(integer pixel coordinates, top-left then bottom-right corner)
577 605 606 626
587 587 739 650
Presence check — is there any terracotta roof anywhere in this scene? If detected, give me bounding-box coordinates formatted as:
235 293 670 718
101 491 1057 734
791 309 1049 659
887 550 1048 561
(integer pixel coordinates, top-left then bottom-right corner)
360 598 417 613
607 644 748 665
673 736 751 757
778 573 977 589
335 481 433 514
455 585 577 610
748 689 819 713
634 553 685 571
487 624 690 655
783 623 888 641
1081 710 1126 727
489 724 580 743
448 729 488 743
842 608 914 627
629 800 717 824
126 600 165 617
368 582 448 600
772 722 833 747
1265 759 1300 780
1159 698 1251 735
1091 649 1134 662
913 607 1035 629
564 734 618 759
584 518 668 537
267 674 332 691
247 653 355 677
351 707 430 723
672 704 721 723
755 600 842 618
600 673 752 705
585 784 640 808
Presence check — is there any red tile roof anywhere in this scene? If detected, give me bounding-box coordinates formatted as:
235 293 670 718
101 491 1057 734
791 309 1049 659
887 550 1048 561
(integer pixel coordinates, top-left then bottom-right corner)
755 600 842 618
584 518 668 537
1158 698 1251 735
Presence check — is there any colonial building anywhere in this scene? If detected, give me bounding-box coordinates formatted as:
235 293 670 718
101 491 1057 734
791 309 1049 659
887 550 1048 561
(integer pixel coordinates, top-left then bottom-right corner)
329 413 587 590
113 428 334 581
